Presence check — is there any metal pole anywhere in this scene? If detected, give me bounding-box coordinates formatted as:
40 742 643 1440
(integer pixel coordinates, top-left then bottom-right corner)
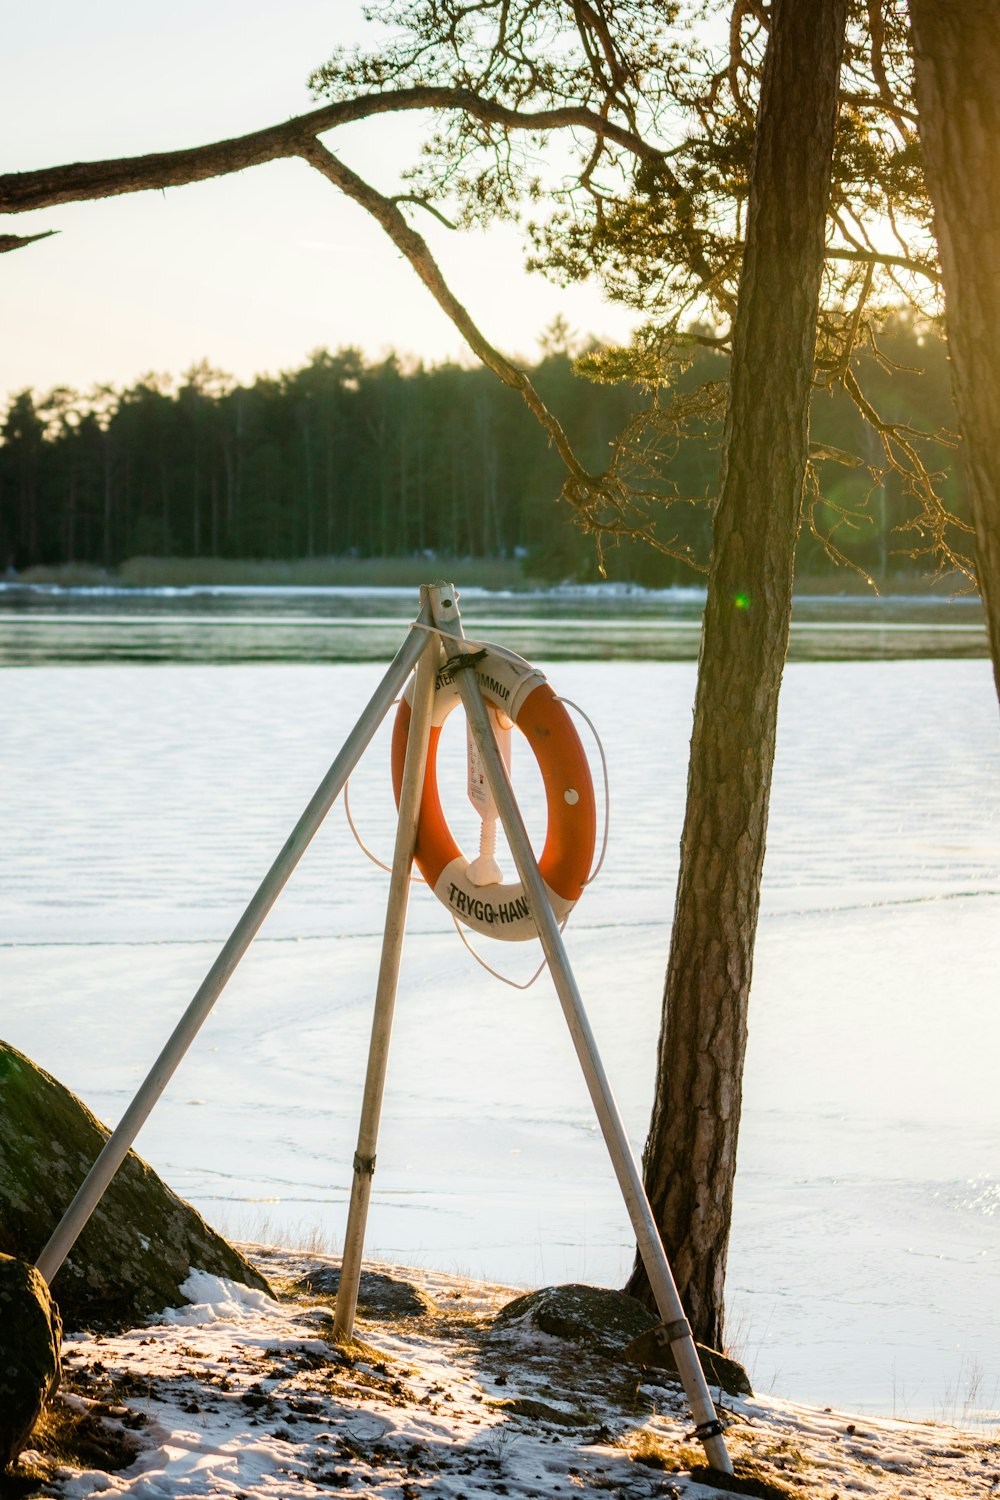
434 589 733 1475
333 598 441 1342
35 601 435 1288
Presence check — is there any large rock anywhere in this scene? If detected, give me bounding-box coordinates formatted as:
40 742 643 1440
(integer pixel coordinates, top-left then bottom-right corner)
0 1254 61 1469
0 1041 271 1329
495 1283 658 1353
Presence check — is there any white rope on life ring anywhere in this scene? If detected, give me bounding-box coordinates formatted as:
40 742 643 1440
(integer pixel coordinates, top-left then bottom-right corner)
391 642 597 941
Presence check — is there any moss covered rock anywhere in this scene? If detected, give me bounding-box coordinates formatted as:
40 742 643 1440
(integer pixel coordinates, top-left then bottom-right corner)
0 1254 61 1470
0 1040 270 1329
624 1323 753 1396
495 1283 658 1353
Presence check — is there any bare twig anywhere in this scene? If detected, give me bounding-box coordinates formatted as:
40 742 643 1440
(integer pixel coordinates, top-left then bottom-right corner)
391 194 459 229
0 229 57 253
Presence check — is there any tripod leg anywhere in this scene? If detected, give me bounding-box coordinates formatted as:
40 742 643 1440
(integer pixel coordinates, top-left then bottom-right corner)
440 600 733 1475
333 632 439 1341
35 601 435 1289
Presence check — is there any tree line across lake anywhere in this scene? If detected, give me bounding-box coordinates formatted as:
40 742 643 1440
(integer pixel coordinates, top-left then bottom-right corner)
0 316 967 588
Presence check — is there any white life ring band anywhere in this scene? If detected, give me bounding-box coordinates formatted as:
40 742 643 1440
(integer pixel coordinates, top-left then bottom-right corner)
391 643 596 941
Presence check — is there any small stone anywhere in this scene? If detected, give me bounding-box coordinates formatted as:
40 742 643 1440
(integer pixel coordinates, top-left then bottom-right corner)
0 1254 62 1470
293 1266 438 1319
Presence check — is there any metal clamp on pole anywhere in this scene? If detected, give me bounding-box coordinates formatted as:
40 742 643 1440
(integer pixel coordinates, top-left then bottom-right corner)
655 1318 693 1346
687 1419 728 1443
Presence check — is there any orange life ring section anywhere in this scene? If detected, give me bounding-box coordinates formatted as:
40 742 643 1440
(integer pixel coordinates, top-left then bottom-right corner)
391 644 597 941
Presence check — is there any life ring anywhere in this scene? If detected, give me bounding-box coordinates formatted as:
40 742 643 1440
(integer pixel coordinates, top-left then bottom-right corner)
391 643 597 941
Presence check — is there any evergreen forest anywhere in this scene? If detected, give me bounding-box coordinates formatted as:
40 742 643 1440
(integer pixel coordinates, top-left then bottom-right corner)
0 317 967 588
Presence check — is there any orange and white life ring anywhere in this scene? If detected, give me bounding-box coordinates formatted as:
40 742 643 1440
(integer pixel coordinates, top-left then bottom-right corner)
391 643 596 941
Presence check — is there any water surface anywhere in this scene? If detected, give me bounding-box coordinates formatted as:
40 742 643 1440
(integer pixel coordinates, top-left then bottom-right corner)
1 585 996 1423
0 579 988 664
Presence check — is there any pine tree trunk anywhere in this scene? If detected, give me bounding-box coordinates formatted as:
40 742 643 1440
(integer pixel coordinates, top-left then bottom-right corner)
908 0 1000 702
626 0 847 1349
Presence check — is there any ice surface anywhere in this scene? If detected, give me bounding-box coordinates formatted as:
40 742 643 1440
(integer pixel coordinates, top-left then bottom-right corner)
1 644 997 1420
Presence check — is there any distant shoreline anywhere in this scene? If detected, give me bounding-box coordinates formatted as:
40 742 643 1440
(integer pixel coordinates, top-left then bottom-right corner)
3 553 983 602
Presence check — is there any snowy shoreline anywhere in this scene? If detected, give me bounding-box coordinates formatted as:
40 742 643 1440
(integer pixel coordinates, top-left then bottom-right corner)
18 1245 998 1500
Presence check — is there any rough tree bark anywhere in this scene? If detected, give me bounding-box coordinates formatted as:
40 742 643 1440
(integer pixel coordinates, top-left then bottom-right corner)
626 0 848 1348
908 0 1000 703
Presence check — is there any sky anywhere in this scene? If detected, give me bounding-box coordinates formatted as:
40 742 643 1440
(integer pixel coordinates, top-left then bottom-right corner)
1 1 638 403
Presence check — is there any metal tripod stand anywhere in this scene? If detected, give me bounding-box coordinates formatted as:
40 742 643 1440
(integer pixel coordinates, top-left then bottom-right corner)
34 581 732 1474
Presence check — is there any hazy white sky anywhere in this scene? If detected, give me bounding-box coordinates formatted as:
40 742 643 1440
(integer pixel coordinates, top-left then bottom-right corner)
2 1 637 402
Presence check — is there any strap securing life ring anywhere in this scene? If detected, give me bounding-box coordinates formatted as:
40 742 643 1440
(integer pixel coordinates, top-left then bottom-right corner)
391 643 597 941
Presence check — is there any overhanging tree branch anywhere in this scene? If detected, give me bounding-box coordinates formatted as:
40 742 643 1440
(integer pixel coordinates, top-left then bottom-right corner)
0 71 719 555
0 87 673 217
0 82 724 316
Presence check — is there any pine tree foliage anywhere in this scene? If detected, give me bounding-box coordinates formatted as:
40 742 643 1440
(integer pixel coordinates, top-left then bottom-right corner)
307 0 970 586
0 4 975 587
0 322 968 584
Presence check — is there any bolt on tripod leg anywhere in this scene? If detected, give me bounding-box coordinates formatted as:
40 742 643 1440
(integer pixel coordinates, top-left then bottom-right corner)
333 623 440 1342
438 600 733 1475
35 599 434 1290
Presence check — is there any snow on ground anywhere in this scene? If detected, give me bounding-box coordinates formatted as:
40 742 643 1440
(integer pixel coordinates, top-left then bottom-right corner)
18 1246 998 1500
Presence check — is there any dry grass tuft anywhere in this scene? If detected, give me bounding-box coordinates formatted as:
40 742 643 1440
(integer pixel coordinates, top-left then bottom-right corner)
1 1380 140 1497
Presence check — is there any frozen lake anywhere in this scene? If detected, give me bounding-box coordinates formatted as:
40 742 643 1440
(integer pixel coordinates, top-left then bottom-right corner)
0 577 988 664
1 585 997 1424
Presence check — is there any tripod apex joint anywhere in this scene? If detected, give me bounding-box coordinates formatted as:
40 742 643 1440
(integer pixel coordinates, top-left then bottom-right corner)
443 646 487 675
